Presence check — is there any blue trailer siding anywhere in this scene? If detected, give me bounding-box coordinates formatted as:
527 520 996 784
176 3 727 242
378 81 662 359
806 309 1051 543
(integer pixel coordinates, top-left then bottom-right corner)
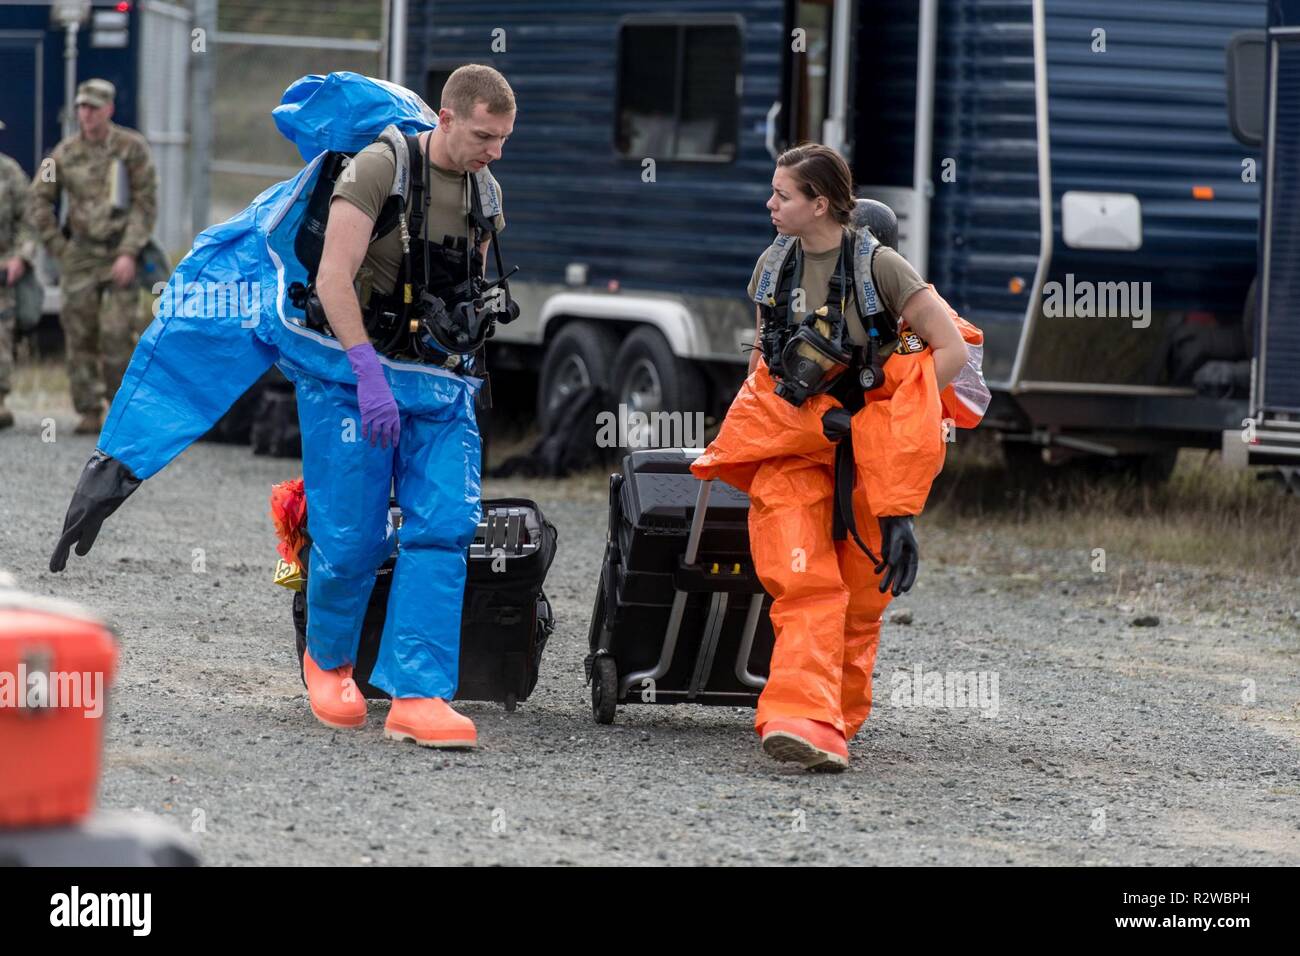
0 27 45 175
408 0 1268 414
1046 0 1264 276
1021 0 1266 386
410 1 785 302
1260 27 1300 412
929 0 1041 386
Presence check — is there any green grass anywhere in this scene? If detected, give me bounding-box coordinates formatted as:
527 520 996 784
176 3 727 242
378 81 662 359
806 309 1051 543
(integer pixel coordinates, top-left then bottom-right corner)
926 434 1300 577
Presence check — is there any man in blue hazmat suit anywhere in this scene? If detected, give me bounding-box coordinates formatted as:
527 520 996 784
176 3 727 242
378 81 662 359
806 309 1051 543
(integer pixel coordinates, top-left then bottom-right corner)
47 66 519 750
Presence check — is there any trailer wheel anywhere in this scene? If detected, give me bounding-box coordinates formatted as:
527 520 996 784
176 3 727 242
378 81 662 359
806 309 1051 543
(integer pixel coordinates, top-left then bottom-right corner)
592 656 618 725
609 327 706 448
537 321 619 431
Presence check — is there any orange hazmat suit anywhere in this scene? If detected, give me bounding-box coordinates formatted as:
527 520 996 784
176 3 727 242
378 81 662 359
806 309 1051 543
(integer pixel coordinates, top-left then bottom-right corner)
691 292 986 740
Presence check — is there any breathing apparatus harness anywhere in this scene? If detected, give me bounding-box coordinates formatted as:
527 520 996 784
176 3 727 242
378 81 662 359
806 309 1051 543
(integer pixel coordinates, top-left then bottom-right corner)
288 126 519 396
757 228 893 407
755 225 906 566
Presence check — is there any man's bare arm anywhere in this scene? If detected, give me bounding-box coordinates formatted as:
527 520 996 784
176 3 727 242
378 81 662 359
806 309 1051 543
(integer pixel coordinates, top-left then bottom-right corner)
315 197 375 350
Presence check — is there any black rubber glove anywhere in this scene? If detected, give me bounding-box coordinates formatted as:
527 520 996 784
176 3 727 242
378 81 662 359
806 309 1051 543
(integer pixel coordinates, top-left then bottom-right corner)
49 451 142 572
876 515 919 596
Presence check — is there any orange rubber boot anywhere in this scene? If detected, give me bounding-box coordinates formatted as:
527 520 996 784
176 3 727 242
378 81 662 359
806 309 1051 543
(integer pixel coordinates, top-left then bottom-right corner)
760 717 849 772
302 650 367 729
384 698 477 749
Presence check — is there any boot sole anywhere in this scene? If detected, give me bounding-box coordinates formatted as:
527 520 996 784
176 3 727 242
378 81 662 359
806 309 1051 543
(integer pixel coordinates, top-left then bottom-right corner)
761 731 848 773
309 703 366 729
384 726 477 749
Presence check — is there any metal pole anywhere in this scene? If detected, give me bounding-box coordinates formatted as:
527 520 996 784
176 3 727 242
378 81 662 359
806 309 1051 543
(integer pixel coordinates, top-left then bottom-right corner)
62 23 79 141
912 0 938 277
822 0 853 154
190 0 217 238
389 0 408 85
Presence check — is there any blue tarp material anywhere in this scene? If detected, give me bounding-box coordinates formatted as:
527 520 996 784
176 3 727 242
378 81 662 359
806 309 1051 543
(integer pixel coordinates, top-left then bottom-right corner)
98 71 480 480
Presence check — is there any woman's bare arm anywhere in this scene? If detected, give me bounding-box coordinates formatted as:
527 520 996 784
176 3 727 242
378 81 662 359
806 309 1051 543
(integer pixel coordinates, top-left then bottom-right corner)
899 288 968 391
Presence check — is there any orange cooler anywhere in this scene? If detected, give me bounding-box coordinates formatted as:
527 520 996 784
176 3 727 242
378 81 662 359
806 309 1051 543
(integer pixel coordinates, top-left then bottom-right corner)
0 596 118 828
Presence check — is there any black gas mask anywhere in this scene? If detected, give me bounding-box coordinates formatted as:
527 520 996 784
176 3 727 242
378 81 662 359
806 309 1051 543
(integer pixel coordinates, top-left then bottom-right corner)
412 274 519 357
411 265 520 359
774 309 853 407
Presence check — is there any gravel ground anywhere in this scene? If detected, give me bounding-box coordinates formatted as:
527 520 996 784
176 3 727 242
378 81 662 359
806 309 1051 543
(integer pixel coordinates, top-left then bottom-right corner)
2 411 1298 866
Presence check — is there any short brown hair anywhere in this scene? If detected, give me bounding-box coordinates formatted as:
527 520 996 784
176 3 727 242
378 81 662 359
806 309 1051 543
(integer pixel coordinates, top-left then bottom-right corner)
777 143 855 226
441 64 516 116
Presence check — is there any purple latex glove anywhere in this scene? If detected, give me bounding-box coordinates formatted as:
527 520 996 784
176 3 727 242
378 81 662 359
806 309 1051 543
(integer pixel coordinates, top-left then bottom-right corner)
346 342 400 449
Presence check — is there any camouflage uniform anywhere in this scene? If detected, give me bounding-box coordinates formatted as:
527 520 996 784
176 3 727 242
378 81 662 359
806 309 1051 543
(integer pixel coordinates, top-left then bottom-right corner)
0 148 38 405
28 104 157 415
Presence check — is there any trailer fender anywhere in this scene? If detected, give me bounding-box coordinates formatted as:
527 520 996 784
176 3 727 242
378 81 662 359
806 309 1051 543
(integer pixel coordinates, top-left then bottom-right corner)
538 291 704 358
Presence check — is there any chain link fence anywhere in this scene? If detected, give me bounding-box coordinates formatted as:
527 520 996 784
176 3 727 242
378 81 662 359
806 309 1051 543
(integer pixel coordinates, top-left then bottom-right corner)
209 0 387 223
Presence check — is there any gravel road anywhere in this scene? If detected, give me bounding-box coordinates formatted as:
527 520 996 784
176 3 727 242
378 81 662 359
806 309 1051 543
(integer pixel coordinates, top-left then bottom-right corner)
2 413 1298 866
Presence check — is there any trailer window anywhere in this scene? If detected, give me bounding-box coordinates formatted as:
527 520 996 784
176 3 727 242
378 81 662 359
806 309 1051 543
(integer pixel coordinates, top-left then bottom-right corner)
616 20 741 161
1226 32 1266 147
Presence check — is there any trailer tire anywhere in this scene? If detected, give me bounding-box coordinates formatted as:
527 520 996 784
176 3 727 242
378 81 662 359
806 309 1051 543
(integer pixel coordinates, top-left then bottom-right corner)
537 321 619 431
609 327 706 448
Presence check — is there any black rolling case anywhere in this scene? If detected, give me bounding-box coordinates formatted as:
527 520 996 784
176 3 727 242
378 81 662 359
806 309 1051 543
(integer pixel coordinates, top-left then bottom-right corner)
293 498 557 710
250 378 302 458
585 449 774 723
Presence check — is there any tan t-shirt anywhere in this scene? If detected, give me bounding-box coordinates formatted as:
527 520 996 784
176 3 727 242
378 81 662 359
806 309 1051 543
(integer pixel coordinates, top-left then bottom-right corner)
747 240 928 346
331 139 506 301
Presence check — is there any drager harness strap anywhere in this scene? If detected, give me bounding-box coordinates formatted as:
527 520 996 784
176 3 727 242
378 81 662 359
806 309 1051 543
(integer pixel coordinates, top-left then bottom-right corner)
753 227 891 338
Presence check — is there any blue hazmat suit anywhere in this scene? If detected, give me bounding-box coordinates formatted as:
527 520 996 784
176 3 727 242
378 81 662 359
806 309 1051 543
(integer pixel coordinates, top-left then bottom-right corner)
49 72 482 700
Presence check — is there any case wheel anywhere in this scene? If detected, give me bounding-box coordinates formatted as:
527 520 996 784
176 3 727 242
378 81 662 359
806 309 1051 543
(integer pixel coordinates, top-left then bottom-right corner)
592 655 618 724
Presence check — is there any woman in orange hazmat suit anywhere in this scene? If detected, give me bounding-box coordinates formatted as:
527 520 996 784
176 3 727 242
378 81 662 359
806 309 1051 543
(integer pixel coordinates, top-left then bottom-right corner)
690 144 989 772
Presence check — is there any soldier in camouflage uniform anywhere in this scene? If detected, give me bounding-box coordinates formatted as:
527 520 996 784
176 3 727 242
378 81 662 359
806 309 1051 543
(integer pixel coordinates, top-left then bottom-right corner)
28 78 157 434
0 119 39 430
